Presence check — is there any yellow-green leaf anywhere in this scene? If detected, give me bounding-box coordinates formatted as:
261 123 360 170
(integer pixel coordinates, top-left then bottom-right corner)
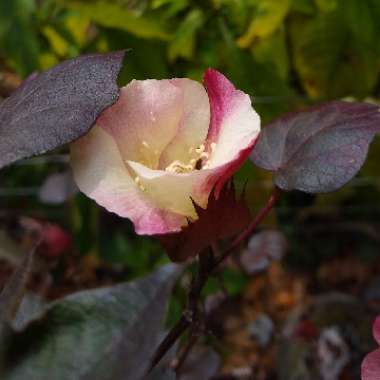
63 1 171 40
315 0 338 12
250 28 289 79
168 8 204 61
289 11 378 99
42 26 69 57
63 14 91 47
237 0 290 48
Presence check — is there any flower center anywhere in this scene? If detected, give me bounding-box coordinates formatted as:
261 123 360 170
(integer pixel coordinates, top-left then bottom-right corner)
132 141 216 191
164 143 216 173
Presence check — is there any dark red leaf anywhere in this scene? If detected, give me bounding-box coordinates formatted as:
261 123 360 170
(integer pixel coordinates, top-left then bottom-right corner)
251 101 380 193
158 182 251 262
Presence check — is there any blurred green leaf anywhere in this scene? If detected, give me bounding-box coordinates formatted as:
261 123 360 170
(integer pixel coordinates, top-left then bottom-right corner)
168 8 205 61
344 0 377 49
152 0 189 17
102 28 169 84
0 0 40 76
251 28 289 79
219 17 294 121
222 268 248 296
63 0 171 40
315 0 338 12
290 0 315 14
289 9 378 99
237 0 291 48
42 26 70 57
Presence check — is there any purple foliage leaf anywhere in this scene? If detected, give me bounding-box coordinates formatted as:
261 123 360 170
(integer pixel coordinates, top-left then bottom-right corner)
251 101 380 193
0 51 125 169
1 264 181 380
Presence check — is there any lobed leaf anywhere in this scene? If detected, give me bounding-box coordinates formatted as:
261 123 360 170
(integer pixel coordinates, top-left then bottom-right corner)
0 51 125 169
251 101 380 193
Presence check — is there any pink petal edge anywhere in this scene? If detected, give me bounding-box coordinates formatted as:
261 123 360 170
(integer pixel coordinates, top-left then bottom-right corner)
203 68 260 197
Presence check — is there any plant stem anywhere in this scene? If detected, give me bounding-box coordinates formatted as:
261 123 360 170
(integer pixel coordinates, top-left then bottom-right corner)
149 187 281 372
148 315 189 372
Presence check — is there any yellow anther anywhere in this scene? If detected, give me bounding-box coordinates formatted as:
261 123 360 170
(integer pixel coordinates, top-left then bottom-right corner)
134 176 146 191
188 147 194 154
190 158 196 165
165 159 196 174
195 144 205 154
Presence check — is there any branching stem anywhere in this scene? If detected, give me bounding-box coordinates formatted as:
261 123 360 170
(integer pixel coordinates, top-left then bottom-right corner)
148 187 281 372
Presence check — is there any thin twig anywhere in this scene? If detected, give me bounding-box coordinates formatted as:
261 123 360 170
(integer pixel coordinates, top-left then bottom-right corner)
212 186 281 269
148 315 189 372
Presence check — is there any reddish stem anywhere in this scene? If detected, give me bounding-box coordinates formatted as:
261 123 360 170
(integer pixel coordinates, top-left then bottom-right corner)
213 186 281 268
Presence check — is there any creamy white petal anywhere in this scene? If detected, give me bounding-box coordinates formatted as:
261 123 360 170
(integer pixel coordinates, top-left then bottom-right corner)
159 78 210 169
97 79 184 169
71 125 187 235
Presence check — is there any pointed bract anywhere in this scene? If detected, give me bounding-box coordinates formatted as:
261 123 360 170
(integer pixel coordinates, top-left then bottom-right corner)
159 182 251 262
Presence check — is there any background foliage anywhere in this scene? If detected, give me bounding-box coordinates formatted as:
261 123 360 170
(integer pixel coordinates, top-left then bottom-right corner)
1 0 379 264
0 1 380 377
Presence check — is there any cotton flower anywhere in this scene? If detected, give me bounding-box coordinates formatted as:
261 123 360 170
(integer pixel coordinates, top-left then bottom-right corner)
70 69 260 235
